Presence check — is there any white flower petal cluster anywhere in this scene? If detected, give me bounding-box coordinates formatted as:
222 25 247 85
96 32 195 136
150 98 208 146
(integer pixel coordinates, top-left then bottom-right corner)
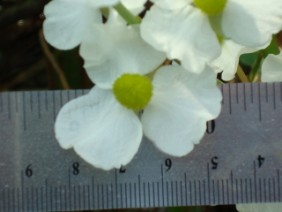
44 0 223 170
212 40 268 81
261 50 282 82
43 0 146 50
55 65 222 169
79 22 166 88
141 0 282 74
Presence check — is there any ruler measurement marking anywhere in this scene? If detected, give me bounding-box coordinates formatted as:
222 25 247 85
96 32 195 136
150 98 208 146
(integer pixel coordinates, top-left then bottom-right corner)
87 184 90 209
249 178 253 202
129 182 132 208
125 183 128 208
251 83 254 103
161 165 164 206
200 180 203 205
111 183 114 209
2 188 6 212
268 178 271 202
44 91 48 111
258 84 262 121
20 171 25 211
221 179 225 204
243 83 247 110
37 91 41 118
22 93 27 131
263 178 267 202
7 93 11 119
280 82 282 102
245 179 248 203
45 180 48 212
235 178 239 203
239 179 243 203
235 83 239 104
157 182 160 207
184 173 188 205
102 184 105 209
228 83 232 114
277 169 281 201
133 182 140 207
50 186 53 211
12 188 16 212
52 91 56 121
176 181 179 206
59 90 63 109
138 175 141 207
207 163 211 204
120 183 124 208
253 161 257 201
180 181 183 206
212 180 215 205
0 93 3 113
273 83 276 110
170 181 174 206
166 181 169 206
193 180 196 205
203 180 206 205
30 92 33 112
273 177 276 202
148 182 151 207
187 180 191 205
114 170 118 208
265 83 268 103
226 179 229 204
230 171 234 203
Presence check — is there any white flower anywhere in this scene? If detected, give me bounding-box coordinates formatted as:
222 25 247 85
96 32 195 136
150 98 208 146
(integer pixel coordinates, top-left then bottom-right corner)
212 39 268 81
261 50 282 82
55 65 222 170
79 21 166 88
236 203 282 212
43 0 146 50
140 0 282 73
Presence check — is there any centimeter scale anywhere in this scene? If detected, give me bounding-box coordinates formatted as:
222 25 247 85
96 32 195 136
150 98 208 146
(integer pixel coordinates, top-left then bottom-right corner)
0 82 282 212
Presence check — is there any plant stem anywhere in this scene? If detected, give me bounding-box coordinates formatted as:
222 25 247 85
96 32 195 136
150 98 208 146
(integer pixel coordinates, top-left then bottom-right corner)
236 65 249 82
249 52 263 82
113 3 141 25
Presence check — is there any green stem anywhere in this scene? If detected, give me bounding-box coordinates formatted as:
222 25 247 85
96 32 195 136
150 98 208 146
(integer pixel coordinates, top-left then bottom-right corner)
237 65 249 83
249 52 263 82
113 3 141 25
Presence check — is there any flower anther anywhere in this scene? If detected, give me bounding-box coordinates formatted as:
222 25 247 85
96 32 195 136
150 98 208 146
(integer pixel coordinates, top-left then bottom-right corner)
113 74 153 110
193 0 227 16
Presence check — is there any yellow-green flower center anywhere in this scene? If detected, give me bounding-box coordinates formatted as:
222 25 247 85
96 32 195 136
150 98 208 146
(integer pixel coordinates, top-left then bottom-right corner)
113 74 153 110
193 0 227 16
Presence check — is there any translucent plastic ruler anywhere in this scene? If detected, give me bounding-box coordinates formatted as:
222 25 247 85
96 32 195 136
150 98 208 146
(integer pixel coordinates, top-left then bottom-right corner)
0 82 282 212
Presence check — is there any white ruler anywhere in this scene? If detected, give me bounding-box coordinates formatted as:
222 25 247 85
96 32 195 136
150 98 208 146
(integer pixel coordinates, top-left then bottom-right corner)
0 82 282 211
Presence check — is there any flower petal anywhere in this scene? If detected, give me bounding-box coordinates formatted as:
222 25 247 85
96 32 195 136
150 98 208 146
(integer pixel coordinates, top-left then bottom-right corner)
43 0 101 50
212 39 268 81
222 0 282 47
141 5 221 73
88 0 119 8
55 88 142 170
142 65 222 156
121 0 147 14
261 51 282 82
236 203 282 212
80 23 165 88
